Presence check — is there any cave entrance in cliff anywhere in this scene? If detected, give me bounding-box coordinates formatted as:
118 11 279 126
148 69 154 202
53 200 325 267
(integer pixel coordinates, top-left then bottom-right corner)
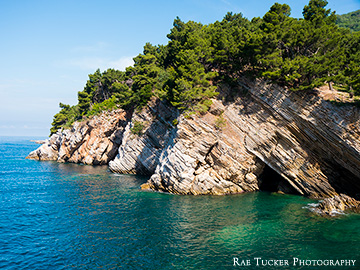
258 164 287 193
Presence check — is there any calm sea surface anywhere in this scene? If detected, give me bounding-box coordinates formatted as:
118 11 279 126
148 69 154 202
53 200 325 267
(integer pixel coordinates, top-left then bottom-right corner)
1 137 360 269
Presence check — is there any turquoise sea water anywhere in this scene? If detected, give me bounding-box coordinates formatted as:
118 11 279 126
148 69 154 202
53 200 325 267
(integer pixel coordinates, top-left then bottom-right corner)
1 137 360 269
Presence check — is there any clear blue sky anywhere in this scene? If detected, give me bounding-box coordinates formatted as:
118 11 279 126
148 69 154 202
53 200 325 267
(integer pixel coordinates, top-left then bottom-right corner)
1 0 359 137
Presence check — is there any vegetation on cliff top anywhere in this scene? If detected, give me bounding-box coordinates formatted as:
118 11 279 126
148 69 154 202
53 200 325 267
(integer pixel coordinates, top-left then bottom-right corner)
50 0 360 135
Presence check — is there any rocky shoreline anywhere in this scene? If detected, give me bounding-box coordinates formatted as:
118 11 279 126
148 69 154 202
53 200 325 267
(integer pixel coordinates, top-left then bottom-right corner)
27 80 360 215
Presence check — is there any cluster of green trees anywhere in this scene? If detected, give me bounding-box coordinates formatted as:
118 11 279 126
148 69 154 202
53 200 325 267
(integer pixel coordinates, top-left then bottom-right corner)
50 0 360 135
336 10 360 32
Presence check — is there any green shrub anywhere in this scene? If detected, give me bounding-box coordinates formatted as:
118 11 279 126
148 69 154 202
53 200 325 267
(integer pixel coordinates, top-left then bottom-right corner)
215 113 226 130
131 121 145 135
87 96 117 117
172 119 179 126
50 103 80 135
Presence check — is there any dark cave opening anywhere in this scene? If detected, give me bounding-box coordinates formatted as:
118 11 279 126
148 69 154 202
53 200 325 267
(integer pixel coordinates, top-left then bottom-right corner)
258 164 285 192
258 164 299 195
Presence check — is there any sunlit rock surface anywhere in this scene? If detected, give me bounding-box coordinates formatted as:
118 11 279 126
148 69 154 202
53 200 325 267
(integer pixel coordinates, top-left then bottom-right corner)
27 109 129 165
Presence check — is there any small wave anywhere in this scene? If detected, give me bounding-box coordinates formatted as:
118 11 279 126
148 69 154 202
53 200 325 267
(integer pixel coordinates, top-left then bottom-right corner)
329 209 346 216
303 202 320 209
302 202 320 214
303 202 347 216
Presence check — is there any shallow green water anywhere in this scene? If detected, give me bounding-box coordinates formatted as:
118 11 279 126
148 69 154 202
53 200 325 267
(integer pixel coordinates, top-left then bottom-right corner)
0 137 359 269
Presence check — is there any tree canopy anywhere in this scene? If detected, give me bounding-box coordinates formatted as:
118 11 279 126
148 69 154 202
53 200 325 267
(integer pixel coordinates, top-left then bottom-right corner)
50 0 360 135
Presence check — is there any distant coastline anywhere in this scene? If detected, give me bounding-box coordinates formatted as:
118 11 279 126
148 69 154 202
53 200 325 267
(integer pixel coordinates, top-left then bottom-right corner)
30 140 46 145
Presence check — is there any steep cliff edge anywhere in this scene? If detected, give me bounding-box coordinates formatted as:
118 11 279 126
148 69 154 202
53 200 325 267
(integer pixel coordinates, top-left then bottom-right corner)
27 80 360 215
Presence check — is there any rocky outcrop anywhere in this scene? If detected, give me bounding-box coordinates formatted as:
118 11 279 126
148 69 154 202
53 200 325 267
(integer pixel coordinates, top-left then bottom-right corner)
321 194 360 215
308 194 360 216
27 109 129 165
30 140 46 144
27 79 360 215
27 133 62 161
109 99 178 175
142 105 266 195
139 81 360 203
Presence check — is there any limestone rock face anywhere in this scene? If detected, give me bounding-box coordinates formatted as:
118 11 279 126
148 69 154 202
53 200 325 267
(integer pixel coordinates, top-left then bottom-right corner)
26 133 62 161
26 109 129 165
141 80 360 205
109 99 178 175
145 109 265 195
241 80 360 200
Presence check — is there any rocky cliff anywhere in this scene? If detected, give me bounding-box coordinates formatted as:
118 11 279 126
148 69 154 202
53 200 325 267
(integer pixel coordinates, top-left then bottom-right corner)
27 80 360 215
27 109 129 165
108 99 179 175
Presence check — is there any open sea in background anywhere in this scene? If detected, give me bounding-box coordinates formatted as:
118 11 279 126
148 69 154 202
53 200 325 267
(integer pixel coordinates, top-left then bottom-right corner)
1 136 360 269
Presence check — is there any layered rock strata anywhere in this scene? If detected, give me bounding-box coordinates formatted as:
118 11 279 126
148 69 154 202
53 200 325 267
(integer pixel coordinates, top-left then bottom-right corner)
27 80 360 214
141 81 360 204
316 194 360 216
26 109 129 165
109 99 179 175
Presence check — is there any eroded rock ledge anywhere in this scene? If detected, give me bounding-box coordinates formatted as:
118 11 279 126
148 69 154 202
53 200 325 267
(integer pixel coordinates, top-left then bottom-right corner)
27 80 360 215
316 194 360 216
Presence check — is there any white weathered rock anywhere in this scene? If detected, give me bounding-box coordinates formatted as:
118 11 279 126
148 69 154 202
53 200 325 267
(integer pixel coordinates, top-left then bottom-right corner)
143 110 261 195
109 99 179 174
26 132 62 161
